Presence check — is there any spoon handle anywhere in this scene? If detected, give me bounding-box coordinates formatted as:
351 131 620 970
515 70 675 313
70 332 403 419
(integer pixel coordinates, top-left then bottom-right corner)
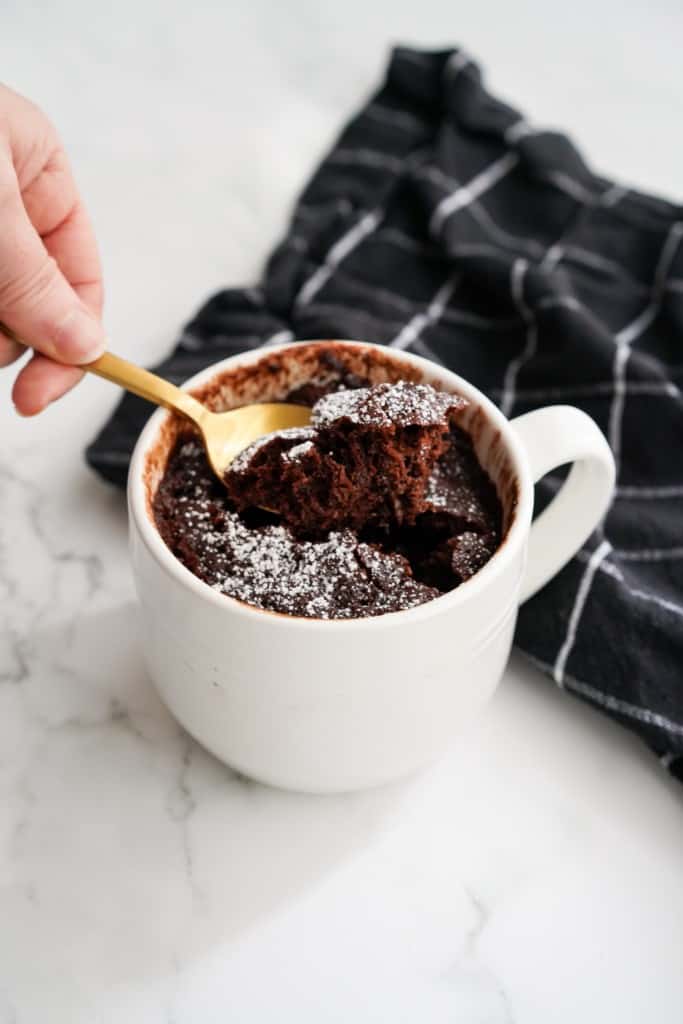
0 322 208 429
84 351 208 427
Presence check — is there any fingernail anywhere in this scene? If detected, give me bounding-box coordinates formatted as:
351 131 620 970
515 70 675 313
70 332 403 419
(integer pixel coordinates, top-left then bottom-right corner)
53 307 107 363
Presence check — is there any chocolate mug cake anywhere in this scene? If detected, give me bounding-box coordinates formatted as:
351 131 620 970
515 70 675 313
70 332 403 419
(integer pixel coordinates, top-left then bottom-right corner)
131 340 613 792
152 350 503 620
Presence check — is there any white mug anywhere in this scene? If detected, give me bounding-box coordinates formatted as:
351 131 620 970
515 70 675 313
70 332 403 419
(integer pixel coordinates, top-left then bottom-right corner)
128 341 615 793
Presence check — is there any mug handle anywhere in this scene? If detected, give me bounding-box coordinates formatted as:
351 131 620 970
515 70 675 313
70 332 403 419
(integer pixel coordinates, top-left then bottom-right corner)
509 406 616 604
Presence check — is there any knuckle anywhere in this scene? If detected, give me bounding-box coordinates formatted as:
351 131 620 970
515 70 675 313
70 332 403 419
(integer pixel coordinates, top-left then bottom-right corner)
0 254 62 313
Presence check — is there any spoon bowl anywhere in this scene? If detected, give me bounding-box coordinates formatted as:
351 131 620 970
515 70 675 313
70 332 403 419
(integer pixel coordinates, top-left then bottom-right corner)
86 352 312 479
1 326 312 480
189 400 312 479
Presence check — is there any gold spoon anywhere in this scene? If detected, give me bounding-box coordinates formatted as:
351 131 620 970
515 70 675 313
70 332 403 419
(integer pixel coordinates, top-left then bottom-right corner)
3 326 312 479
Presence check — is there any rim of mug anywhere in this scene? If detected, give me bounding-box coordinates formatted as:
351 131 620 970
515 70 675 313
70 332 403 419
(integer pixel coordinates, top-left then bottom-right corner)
128 340 534 631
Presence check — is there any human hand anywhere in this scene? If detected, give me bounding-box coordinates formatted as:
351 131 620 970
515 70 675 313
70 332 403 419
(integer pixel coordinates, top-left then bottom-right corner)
0 83 105 414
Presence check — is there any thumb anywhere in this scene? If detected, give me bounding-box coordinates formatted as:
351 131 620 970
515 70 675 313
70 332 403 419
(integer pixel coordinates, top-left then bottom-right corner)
0 179 106 364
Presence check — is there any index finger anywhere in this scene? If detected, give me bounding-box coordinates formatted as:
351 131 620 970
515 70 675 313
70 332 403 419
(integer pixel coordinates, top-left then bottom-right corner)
20 148 103 317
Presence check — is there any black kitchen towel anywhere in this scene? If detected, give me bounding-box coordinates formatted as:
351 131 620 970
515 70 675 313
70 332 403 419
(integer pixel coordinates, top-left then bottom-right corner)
87 46 683 780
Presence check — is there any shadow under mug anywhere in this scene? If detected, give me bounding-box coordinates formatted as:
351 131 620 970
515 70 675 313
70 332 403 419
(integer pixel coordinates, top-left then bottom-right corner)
128 341 615 794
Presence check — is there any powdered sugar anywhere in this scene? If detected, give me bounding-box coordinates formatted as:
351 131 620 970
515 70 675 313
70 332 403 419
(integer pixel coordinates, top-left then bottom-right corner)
282 440 315 463
194 510 436 618
229 427 315 474
424 445 492 528
312 381 467 428
227 383 466 476
154 381 498 620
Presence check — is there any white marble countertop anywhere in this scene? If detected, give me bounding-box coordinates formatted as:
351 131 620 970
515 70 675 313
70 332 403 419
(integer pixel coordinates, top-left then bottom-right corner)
2 2 683 1021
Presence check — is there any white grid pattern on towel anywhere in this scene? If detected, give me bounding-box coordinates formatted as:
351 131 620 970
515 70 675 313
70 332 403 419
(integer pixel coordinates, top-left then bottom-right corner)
293 147 538 354
294 208 383 309
616 484 683 499
600 184 629 208
563 674 683 736
608 222 683 474
552 539 613 686
389 274 460 350
316 268 517 330
540 243 565 272
527 654 683 738
496 380 681 402
615 545 683 563
538 170 598 205
429 152 520 237
500 259 535 416
549 225 683 693
576 549 683 621
299 198 647 288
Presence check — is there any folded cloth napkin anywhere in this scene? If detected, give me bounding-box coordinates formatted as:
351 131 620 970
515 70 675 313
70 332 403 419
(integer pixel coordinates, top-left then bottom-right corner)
87 46 683 781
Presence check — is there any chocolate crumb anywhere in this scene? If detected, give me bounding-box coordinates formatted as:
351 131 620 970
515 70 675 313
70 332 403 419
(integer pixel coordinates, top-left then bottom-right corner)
153 377 502 619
